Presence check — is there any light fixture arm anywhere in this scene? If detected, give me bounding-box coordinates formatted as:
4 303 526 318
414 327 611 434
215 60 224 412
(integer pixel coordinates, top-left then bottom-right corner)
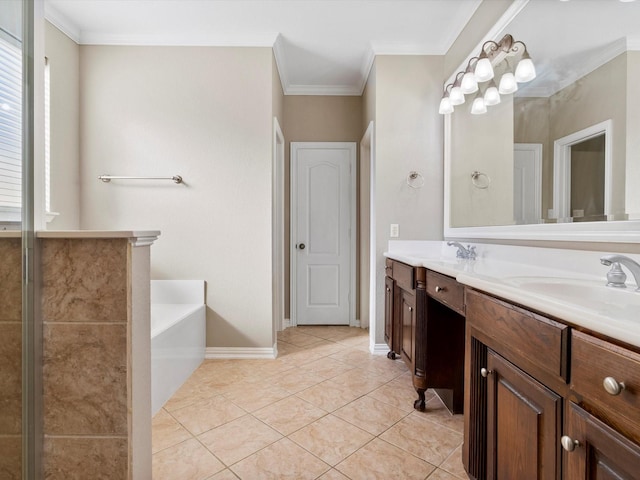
439 33 535 115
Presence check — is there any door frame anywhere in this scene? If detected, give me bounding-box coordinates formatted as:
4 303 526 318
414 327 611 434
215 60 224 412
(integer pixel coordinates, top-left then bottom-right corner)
272 118 285 336
290 141 357 327
552 119 612 221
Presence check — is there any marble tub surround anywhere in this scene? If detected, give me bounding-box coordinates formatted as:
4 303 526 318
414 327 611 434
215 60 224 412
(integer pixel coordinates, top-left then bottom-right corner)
385 240 640 348
40 231 159 480
0 237 22 480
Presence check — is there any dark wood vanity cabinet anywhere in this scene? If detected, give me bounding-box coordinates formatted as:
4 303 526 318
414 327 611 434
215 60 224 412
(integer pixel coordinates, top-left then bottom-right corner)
463 288 640 480
485 350 562 480
384 259 465 414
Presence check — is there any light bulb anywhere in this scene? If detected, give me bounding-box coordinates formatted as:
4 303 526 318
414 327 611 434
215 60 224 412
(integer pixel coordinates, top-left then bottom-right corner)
498 72 518 94
471 95 487 115
461 72 478 94
450 86 465 106
484 84 501 106
515 54 536 83
474 57 494 82
439 96 454 115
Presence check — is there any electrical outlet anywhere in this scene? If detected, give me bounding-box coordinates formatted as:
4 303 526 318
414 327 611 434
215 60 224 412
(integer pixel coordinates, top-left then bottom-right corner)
390 224 399 238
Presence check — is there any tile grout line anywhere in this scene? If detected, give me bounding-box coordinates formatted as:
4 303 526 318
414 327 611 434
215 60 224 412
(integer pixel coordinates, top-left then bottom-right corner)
153 327 465 479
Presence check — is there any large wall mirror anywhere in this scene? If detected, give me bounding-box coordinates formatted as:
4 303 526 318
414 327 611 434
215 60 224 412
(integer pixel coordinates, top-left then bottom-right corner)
444 0 640 242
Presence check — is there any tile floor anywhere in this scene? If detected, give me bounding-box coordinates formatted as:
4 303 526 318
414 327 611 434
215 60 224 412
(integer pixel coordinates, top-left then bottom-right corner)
152 326 467 480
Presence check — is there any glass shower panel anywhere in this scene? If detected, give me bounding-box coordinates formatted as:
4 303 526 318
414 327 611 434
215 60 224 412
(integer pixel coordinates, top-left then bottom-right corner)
0 0 36 478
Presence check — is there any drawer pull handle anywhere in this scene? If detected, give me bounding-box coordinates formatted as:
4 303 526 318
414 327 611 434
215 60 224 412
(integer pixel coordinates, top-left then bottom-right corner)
480 368 492 378
435 286 446 293
561 435 580 452
603 377 625 396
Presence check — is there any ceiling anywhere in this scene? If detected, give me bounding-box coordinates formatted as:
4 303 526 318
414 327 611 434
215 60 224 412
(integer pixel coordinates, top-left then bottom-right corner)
44 0 482 96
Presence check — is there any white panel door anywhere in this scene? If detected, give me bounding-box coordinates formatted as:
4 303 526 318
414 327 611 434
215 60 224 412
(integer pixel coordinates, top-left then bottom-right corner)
292 142 355 325
514 143 542 225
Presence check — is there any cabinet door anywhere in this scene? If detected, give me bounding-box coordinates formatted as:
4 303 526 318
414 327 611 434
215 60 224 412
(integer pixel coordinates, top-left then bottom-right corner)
564 402 640 480
486 350 561 480
399 288 416 367
384 276 396 353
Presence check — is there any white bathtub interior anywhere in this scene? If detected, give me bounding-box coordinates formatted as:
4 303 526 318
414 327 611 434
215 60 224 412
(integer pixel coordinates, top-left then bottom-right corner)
151 280 206 415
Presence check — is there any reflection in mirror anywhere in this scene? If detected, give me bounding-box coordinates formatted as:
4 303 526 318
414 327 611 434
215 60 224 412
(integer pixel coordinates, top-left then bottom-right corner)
448 0 640 229
571 135 605 222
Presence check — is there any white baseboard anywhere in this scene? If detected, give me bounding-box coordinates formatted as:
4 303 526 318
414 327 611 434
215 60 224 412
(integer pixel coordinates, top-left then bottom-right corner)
282 318 291 329
350 318 361 328
370 343 390 356
205 347 277 360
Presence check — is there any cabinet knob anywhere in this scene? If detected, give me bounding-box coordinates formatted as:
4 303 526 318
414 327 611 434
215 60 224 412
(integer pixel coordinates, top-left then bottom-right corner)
435 286 446 293
409 306 413 312
386 287 390 292
561 435 580 452
480 368 492 378
603 377 625 396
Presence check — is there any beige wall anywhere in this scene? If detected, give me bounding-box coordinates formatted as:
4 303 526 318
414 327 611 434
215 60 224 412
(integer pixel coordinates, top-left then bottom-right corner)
514 96 551 217
282 95 363 321
550 53 626 219
627 51 640 220
44 21 80 229
371 55 444 345
79 45 277 349
450 96 514 227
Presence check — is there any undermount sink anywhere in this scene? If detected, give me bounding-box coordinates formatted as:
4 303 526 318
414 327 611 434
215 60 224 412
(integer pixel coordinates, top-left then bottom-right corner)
502 276 640 316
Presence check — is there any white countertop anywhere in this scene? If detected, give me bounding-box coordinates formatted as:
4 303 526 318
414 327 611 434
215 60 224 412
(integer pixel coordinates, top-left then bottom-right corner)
385 241 640 349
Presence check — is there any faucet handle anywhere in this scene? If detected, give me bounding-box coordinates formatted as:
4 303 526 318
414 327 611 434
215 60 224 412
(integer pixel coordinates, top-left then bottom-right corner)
605 262 627 288
467 245 477 260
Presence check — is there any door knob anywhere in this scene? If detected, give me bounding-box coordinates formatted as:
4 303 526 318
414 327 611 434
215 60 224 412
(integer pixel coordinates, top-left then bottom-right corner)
297 243 306 250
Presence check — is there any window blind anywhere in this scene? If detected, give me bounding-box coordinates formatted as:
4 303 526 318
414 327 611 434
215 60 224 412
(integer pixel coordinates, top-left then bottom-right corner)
0 35 22 218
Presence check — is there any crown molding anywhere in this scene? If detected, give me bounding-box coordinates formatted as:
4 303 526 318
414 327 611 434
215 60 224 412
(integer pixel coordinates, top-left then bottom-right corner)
285 84 362 96
44 3 81 43
445 0 531 86
357 47 376 96
517 37 629 99
78 31 279 47
272 33 290 94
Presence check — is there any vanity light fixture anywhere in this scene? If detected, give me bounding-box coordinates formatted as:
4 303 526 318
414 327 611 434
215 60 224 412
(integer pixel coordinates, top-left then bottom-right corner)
438 84 454 115
449 72 466 106
498 60 518 94
484 79 501 106
514 48 536 82
470 91 487 115
440 34 535 115
474 47 495 82
461 57 479 94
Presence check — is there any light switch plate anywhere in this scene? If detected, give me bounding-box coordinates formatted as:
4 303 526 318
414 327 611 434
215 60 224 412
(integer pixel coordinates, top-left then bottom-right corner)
390 224 399 237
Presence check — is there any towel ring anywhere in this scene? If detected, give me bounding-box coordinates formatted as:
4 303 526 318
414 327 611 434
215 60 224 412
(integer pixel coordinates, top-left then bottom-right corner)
471 171 491 189
407 171 425 189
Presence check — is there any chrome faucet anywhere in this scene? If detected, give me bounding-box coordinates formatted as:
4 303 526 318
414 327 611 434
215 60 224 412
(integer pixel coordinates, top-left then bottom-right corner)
600 254 640 291
447 241 477 260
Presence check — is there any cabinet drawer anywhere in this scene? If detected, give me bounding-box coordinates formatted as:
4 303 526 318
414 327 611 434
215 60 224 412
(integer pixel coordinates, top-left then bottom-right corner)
393 261 414 291
571 330 640 442
466 289 569 382
427 270 464 315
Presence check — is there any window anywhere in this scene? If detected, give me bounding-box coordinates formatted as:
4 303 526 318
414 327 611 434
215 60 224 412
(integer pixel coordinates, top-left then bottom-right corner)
0 33 22 222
